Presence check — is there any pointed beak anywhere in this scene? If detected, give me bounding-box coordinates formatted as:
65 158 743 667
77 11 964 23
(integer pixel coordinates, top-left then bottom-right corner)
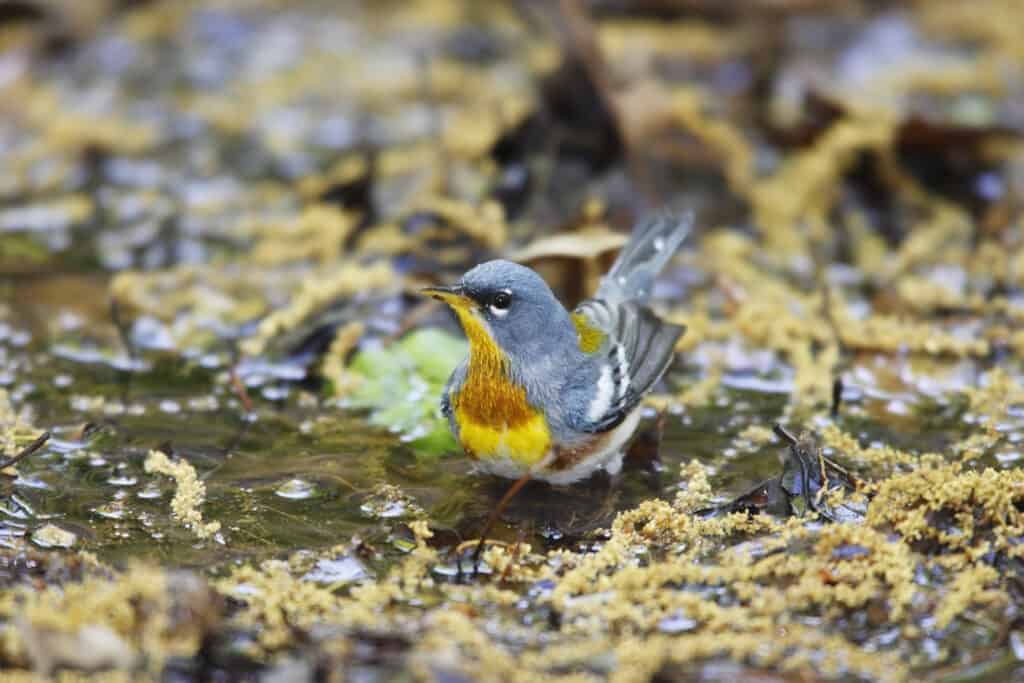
420 284 473 310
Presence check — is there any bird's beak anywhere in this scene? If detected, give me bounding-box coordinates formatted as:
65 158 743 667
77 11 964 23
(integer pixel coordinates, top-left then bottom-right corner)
420 284 473 310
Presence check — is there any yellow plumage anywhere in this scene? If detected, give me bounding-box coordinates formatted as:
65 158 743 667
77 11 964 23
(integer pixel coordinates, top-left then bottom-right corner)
448 302 552 466
454 405 551 466
571 312 606 353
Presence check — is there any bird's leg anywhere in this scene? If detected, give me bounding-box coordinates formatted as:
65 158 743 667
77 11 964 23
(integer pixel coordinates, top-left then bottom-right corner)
472 471 533 573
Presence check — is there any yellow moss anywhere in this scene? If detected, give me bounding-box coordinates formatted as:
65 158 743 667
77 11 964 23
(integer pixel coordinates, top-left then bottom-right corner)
249 204 357 267
934 564 1003 629
0 388 41 458
966 368 1024 432
200 424 1024 678
673 460 713 512
405 196 507 250
866 462 1024 560
829 289 989 357
360 483 426 520
671 86 754 192
820 424 921 469
884 203 973 281
296 155 368 200
143 450 221 541
789 339 840 411
600 20 745 65
321 321 366 397
919 0 1024 64
2 564 210 674
442 105 505 159
0 673 151 683
240 261 395 356
736 424 775 446
215 561 349 652
676 360 723 407
751 116 896 254
896 275 984 313
43 113 156 155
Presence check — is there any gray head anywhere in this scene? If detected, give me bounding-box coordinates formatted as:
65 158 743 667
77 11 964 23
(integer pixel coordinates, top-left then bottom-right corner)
421 259 577 363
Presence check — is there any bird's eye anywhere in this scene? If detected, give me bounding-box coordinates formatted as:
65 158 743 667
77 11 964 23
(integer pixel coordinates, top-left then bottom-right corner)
488 291 512 316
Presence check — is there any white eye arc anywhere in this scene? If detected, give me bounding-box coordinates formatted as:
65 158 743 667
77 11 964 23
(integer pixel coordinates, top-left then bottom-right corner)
488 290 512 318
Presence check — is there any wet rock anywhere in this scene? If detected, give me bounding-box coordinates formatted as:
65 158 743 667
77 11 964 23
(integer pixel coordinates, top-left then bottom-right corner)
18 620 138 675
275 478 318 500
261 658 314 683
30 523 76 548
302 554 371 585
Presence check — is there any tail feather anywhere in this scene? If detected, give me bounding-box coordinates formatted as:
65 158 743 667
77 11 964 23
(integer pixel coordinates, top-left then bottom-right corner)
596 211 694 304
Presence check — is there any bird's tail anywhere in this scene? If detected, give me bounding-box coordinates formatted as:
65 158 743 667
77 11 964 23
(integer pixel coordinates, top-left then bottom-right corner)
596 211 694 304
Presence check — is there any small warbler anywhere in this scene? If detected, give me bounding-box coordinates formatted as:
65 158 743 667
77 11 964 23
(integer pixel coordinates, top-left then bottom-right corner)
423 213 691 488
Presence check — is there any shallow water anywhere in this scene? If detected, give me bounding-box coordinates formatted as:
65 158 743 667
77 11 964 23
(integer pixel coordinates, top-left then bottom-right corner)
2 1 1024 680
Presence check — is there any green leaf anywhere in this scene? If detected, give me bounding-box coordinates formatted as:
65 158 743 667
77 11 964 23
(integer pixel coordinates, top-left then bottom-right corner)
346 328 466 457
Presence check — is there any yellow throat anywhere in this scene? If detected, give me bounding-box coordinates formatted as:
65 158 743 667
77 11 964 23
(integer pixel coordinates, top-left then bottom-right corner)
430 290 551 466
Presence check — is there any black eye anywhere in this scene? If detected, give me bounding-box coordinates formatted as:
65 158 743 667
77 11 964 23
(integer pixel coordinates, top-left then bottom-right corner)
491 291 512 310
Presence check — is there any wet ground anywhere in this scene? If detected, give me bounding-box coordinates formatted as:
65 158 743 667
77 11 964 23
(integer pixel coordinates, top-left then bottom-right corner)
2 1 1024 681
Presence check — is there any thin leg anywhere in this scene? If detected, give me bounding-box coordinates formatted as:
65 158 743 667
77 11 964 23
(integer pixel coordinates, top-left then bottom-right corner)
472 471 533 571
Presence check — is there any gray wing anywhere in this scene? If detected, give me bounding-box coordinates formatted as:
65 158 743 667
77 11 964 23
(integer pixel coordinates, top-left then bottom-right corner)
563 299 685 433
440 359 467 439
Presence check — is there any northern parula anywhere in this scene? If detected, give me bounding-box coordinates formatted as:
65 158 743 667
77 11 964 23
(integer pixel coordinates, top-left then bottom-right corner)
422 213 691 485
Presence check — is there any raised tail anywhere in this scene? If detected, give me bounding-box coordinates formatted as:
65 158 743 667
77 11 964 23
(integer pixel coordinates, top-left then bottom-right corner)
595 211 694 304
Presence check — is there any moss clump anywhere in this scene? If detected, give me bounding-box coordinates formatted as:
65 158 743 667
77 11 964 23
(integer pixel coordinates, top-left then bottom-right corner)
143 451 221 541
1 564 218 675
0 389 41 464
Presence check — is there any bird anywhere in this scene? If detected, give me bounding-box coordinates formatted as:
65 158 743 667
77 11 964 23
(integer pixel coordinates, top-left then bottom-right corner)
421 213 692 561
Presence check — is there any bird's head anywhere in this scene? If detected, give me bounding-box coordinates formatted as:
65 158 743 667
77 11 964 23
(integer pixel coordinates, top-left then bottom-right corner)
421 259 572 364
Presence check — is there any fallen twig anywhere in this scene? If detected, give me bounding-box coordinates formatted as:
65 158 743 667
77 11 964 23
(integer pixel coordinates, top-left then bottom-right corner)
772 423 798 446
0 432 50 470
229 363 254 413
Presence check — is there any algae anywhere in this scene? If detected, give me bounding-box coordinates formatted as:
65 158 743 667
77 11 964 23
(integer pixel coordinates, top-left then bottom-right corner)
143 450 221 541
0 0 1023 681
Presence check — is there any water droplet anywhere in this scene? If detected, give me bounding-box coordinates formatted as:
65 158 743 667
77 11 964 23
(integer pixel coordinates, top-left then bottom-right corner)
996 451 1021 465
431 563 462 578
187 395 219 411
32 524 76 549
658 613 697 634
13 475 49 490
302 556 371 584
262 385 289 401
199 353 223 369
159 400 181 414
886 399 910 415
93 502 126 519
104 401 126 416
1010 630 1024 661
653 236 665 251
379 501 407 518
136 485 162 499
275 478 317 500
10 330 30 347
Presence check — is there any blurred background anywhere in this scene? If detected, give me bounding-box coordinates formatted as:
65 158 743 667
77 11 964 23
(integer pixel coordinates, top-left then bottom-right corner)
1 1 1023 679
